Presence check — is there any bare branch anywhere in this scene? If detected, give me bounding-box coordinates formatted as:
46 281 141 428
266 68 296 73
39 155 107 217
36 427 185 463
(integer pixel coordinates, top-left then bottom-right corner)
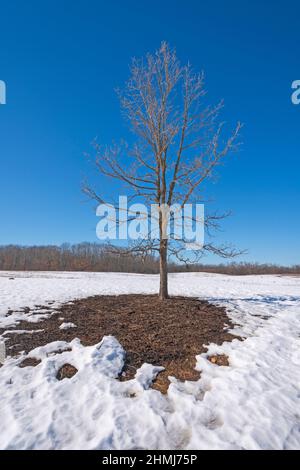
84 42 243 299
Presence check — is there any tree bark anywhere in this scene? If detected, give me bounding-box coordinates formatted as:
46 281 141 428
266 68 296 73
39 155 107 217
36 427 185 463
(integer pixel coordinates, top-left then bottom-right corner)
159 240 168 300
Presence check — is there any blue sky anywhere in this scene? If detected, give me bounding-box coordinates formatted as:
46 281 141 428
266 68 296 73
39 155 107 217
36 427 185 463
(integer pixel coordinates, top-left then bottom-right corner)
0 0 299 265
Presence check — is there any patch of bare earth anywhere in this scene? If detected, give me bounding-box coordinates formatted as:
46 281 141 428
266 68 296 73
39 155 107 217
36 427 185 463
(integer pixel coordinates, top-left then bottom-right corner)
0 295 238 393
19 357 41 368
56 364 78 380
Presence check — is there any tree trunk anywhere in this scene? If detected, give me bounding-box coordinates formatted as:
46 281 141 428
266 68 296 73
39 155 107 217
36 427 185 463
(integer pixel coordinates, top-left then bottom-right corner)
159 240 168 300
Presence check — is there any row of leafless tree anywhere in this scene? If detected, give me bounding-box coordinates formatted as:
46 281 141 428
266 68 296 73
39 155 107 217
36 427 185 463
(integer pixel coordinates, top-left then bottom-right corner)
171 262 300 275
0 243 159 273
0 244 299 275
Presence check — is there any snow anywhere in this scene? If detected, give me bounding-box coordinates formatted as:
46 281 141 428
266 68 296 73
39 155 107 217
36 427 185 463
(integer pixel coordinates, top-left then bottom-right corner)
0 271 299 449
59 322 77 330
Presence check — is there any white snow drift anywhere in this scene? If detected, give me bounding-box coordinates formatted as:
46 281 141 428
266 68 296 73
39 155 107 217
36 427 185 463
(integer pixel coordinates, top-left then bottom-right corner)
0 271 299 449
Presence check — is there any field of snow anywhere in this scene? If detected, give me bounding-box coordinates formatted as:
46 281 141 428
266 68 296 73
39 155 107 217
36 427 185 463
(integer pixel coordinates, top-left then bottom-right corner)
0 271 299 449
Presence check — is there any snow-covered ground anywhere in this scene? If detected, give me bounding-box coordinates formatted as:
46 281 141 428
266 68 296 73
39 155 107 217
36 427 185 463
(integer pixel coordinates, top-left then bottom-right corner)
0 271 299 449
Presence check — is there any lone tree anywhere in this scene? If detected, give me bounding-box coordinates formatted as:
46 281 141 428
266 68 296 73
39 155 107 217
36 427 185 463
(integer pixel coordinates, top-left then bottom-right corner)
84 42 242 300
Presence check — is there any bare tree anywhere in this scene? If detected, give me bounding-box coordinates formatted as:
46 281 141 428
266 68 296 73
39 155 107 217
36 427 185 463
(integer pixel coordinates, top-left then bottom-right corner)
84 42 242 299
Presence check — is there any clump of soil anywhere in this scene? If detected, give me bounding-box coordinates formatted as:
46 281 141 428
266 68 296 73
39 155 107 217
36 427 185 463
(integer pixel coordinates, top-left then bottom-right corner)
19 357 41 368
0 295 237 393
56 364 78 380
208 354 230 366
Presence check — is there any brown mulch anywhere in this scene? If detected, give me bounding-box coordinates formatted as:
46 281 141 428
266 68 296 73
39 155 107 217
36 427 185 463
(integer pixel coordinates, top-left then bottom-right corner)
56 364 78 380
208 354 230 366
0 295 237 393
19 357 41 368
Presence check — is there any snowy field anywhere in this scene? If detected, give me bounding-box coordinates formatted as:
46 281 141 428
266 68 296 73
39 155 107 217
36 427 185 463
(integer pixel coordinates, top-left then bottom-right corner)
0 271 299 450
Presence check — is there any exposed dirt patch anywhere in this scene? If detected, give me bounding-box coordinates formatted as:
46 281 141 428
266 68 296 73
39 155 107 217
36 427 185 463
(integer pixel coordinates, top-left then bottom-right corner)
56 363 78 380
19 357 41 368
208 354 230 366
48 347 72 356
0 295 238 393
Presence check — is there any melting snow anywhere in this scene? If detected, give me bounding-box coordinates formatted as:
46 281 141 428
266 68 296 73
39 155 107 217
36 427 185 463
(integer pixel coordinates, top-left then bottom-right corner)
0 271 299 449
59 322 77 330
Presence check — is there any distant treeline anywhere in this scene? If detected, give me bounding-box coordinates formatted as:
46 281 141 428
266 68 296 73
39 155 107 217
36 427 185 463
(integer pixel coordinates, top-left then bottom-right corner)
0 244 299 275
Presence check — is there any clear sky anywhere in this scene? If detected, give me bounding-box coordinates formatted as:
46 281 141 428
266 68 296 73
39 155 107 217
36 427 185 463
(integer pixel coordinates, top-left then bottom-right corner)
0 0 299 265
